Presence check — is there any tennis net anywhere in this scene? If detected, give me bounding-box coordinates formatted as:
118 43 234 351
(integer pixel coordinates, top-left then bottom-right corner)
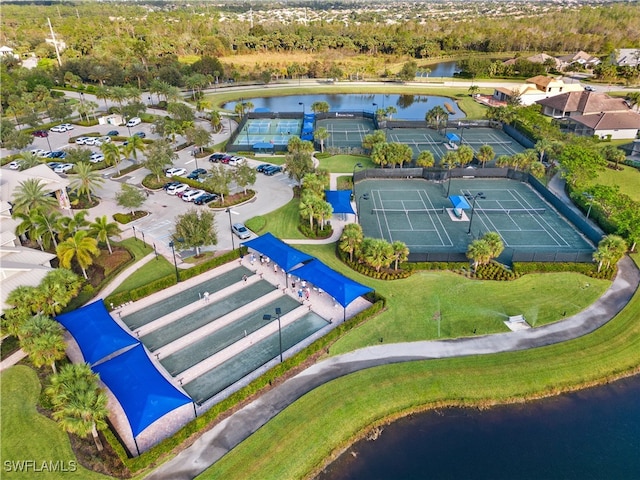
462 140 513 146
475 208 545 215
370 207 445 214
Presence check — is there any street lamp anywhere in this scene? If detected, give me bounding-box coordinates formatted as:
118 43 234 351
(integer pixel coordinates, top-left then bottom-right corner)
132 225 137 241
169 240 180 283
148 95 152 106
467 192 486 235
298 102 305 115
357 193 369 223
352 162 363 198
584 193 595 219
226 208 239 251
263 307 283 363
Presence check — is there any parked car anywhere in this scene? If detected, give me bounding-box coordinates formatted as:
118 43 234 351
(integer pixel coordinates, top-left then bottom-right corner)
584 85 596 92
54 163 74 173
48 151 67 159
133 131 146 138
75 137 90 145
7 161 22 170
165 167 187 178
182 189 206 202
50 124 72 133
106 130 120 136
125 117 142 127
227 156 243 167
163 181 181 190
208 152 225 162
256 164 272 172
32 130 48 137
263 165 282 176
60 123 74 131
31 149 47 157
187 168 207 180
89 153 104 163
232 223 251 239
83 137 97 146
37 150 52 158
166 183 189 195
193 193 219 205
46 162 61 169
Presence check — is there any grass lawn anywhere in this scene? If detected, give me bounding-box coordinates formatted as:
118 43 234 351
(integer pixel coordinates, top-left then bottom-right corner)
110 256 175 295
0 365 108 480
245 198 306 240
316 154 375 173
118 237 153 260
201 254 640 480
294 244 610 353
593 163 640 202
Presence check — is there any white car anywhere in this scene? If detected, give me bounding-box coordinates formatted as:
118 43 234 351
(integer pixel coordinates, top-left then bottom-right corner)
83 137 97 146
166 183 189 195
126 117 142 127
182 189 205 202
38 150 52 158
165 167 187 178
54 163 74 173
75 137 90 145
31 149 46 157
60 123 74 131
50 124 73 133
89 153 104 163
93 138 104 146
7 161 22 170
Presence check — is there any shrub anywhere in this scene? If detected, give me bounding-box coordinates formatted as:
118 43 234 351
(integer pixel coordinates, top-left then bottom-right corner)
473 262 517 281
337 246 411 280
513 261 616 280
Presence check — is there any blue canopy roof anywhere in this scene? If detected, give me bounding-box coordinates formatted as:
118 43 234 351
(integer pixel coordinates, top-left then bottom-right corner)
446 132 460 142
253 142 274 149
449 195 471 210
93 344 192 437
325 190 354 215
291 259 373 307
254 107 270 113
56 300 138 365
241 232 314 272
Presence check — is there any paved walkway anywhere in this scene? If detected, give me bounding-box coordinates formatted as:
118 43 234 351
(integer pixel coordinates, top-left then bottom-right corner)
146 254 640 480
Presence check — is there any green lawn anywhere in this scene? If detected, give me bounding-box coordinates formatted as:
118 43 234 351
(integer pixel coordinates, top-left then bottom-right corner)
110 256 175 295
200 254 640 480
245 198 306 239
294 244 609 353
0 365 108 480
117 237 153 260
316 154 376 173
593 164 640 202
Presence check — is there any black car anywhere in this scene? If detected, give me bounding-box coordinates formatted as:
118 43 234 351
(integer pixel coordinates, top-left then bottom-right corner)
187 168 207 180
208 153 225 162
107 130 120 136
162 181 181 190
263 165 282 176
48 151 67 159
256 164 271 173
133 131 146 138
193 193 219 205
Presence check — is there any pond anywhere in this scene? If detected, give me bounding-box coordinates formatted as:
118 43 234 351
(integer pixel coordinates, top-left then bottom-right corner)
222 94 465 121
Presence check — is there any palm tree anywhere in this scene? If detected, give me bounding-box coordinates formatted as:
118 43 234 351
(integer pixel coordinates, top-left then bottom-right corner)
391 241 409 270
314 127 330 153
56 230 99 279
89 215 122 254
6 285 40 316
482 232 504 261
123 135 146 163
39 269 83 316
425 105 449 133
210 110 222 133
495 155 512 169
69 163 104 204
440 151 459 170
466 239 492 269
416 150 435 168
46 363 109 451
101 142 123 175
456 145 474 167
19 151 42 169
19 314 66 374
593 235 627 272
33 209 62 250
299 192 319 230
13 209 42 248
362 238 394 272
11 178 58 214
339 224 364 262
476 144 495 168
57 210 89 241
1 306 32 339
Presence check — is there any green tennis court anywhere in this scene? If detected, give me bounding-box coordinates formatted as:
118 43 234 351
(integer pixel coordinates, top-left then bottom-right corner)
232 118 303 147
317 118 375 148
356 178 594 261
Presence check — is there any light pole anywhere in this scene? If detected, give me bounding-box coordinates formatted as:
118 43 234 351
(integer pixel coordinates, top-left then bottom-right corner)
372 102 378 118
148 95 152 106
467 192 486 235
584 193 595 219
445 164 454 198
263 307 283 363
132 225 137 241
226 208 239 251
298 102 305 115
169 240 180 283
357 193 369 223
352 162 363 198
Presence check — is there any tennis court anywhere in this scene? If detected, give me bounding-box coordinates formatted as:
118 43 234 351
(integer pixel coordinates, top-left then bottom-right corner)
232 118 303 147
316 118 375 148
356 178 594 259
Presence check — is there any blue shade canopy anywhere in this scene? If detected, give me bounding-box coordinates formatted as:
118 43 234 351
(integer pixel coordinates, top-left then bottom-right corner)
325 190 354 215
446 132 460 142
56 300 138 365
291 259 373 307
252 142 274 149
93 344 192 437
241 233 314 272
449 195 471 210
254 107 270 113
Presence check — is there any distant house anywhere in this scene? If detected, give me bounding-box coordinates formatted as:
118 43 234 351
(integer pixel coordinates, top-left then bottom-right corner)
556 111 640 140
0 45 18 59
536 91 630 118
524 53 563 70
492 76 583 106
556 51 601 70
611 49 640 67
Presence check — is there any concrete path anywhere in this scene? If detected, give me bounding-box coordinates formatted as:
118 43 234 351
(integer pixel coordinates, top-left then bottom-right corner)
146 255 639 480
92 252 157 304
0 348 27 373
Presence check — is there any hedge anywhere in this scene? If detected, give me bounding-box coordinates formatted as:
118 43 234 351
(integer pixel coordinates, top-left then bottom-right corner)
513 261 616 280
336 247 412 280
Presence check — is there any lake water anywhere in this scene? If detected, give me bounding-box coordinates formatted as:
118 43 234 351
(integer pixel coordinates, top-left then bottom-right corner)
420 60 459 78
316 375 640 480
223 94 465 121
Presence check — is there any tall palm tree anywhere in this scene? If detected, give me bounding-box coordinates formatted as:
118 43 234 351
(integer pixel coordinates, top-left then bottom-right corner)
299 192 319 230
56 230 99 279
339 224 364 262
425 105 449 133
46 363 109 451
69 163 104 204
482 232 504 260
19 314 66 374
57 210 89 242
19 151 42 169
13 209 42 248
313 127 330 153
88 215 122 254
416 150 435 168
33 209 62 250
593 235 627 272
391 241 409 270
476 144 495 168
100 142 122 175
362 238 394 272
39 269 83 316
466 239 492 269
123 134 146 164
11 178 58 214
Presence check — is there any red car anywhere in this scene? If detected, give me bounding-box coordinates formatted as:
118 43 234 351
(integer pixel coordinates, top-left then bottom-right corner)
32 130 48 137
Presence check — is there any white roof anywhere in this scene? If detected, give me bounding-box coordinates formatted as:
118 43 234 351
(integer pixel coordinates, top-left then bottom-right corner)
0 164 69 203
